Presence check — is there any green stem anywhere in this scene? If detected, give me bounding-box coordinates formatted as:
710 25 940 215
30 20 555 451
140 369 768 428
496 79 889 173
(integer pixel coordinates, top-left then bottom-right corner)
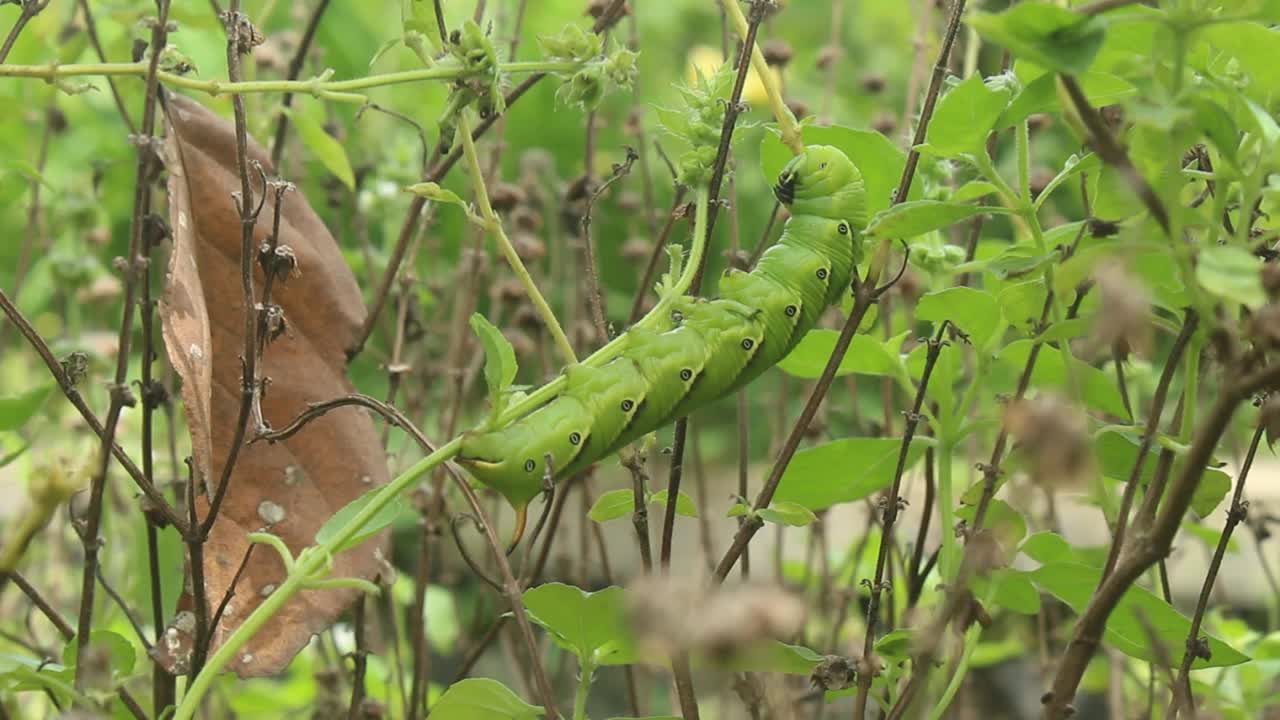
572 658 595 720
172 437 464 720
937 439 959 580
926 609 985 720
0 59 580 100
718 0 803 154
457 109 578 365
643 185 711 326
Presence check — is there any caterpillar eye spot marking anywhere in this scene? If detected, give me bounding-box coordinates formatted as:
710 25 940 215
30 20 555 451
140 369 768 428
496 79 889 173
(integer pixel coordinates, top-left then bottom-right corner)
838 222 850 235
569 432 582 445
523 459 536 472
680 368 693 381
816 268 829 280
741 338 755 350
785 304 798 317
621 399 635 412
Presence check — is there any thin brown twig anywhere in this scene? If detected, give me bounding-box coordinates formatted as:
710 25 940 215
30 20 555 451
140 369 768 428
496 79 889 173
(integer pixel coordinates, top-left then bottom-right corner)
852 324 948 720
73 0 172 692
349 2 630 359
580 145 640 343
0 0 50 63
77 0 137 135
714 0 968 583
268 0 333 169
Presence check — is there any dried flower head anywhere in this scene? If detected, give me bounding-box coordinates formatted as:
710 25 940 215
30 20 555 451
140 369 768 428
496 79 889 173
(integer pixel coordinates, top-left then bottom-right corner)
1081 260 1153 360
626 577 805 661
1003 393 1093 488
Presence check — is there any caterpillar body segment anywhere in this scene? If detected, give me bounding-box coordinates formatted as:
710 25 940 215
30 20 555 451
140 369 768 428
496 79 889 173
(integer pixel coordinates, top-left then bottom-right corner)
458 145 866 544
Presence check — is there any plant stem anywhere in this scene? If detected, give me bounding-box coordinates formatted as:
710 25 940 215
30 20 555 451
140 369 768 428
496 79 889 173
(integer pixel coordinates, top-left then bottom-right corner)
457 109 577 365
172 437 464 720
0 59 581 100
573 659 595 720
717 0 802 154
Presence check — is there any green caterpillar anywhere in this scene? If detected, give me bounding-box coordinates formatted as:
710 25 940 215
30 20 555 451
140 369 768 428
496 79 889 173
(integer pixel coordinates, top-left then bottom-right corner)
458 145 867 545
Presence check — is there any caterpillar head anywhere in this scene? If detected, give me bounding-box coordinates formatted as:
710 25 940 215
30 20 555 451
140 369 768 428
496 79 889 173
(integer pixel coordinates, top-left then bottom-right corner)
457 426 548 509
773 145 866 228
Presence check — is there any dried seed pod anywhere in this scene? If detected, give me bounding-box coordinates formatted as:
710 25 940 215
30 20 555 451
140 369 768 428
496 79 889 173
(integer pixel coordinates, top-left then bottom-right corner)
620 237 653 262
787 98 810 122
511 206 543 233
762 39 794 67
1003 394 1092 489
490 181 527 213
816 44 842 70
511 231 546 263
861 72 886 94
872 111 897 135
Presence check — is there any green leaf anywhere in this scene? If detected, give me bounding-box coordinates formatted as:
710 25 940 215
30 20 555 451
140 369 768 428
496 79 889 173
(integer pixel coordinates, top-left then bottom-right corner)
470 313 519 423
922 74 1013 157
430 678 543 720
1197 245 1266 310
1203 21 1280 102
957 498 1027 551
761 124 916 220
523 583 636 664
588 489 634 522
62 630 135 676
951 180 1000 202
774 438 925 511
867 200 1014 239
777 330 906 380
649 489 698 518
314 487 405 553
1019 531 1082 565
1189 470 1232 519
998 279 1049 329
968 3 1107 75
1189 97 1241 171
997 339 1128 417
1029 563 1250 668
975 569 1041 615
916 287 1002 349
0 383 52 432
758 501 817 527
285 105 355 191
701 641 823 675
997 70 1135 129
874 629 914 659
404 182 467 208
1034 153 1102 209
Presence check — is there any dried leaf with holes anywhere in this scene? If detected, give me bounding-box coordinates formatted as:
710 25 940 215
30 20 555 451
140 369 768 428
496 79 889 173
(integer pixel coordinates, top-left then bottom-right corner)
154 93 388 677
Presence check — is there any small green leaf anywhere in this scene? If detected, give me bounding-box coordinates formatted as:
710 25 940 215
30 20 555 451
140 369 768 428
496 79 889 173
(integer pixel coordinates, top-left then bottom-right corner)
430 678 543 720
726 502 751 518
315 487 404 553
867 200 1014 239
777 330 906 380
523 583 637 665
588 489 634 522
874 629 914 659
956 498 1027 549
649 489 699 518
1018 531 1081 565
470 314 519 423
0 384 53 432
774 438 926 511
916 287 1002 349
758 501 817 527
951 180 1000 203
285 105 355 191
980 569 1041 615
404 181 467 207
923 74 1014 156
969 3 1107 75
62 630 135 676
997 70 1134 129
997 340 1128 417
1197 245 1266 309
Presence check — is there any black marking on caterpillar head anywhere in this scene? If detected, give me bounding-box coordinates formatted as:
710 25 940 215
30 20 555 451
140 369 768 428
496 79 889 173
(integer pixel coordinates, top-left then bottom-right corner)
785 304 798 317
838 222 850 235
741 338 755 350
569 431 582 445
524 459 536 472
621 398 636 412
773 172 796 205
816 268 829 280
680 368 693 381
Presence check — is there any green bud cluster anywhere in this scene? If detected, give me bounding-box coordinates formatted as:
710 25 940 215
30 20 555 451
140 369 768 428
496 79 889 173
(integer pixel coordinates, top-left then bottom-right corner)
654 66 748 187
539 24 638 111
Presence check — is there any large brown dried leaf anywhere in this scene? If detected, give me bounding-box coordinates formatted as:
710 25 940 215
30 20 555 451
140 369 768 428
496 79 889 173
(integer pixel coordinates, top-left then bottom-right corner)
155 93 388 677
